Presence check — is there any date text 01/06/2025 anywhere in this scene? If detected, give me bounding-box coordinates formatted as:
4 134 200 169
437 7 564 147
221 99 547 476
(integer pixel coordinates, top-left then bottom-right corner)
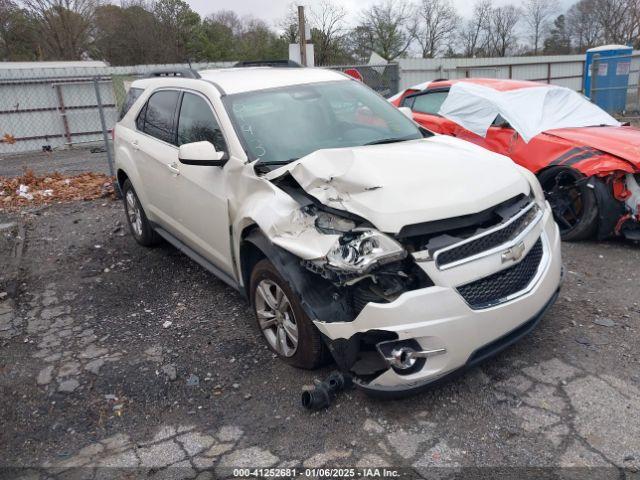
232 467 402 477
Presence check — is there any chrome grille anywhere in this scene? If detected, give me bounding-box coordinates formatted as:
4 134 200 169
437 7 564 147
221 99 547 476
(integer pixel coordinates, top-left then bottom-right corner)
456 238 544 309
434 203 540 269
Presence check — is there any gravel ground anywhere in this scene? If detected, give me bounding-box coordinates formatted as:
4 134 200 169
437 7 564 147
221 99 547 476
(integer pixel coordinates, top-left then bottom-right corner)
0 147 111 177
0 198 639 480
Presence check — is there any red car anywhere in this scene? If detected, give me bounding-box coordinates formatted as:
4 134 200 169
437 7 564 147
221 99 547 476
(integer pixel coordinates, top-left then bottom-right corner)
391 78 640 241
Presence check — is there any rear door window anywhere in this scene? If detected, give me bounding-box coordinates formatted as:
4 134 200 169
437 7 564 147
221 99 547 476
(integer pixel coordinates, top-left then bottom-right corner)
119 87 143 120
411 91 449 115
139 90 180 144
177 92 227 152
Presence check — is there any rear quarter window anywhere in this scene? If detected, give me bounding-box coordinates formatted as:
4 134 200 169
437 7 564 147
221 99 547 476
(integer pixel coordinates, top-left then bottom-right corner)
119 87 144 120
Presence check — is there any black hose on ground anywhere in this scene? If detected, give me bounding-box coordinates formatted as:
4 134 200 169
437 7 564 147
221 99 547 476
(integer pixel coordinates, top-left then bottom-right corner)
301 371 353 410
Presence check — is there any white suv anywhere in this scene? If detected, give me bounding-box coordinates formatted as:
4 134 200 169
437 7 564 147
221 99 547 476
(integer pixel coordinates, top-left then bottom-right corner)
114 66 562 396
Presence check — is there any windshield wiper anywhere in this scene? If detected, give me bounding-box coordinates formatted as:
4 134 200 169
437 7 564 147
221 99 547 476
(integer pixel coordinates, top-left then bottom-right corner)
253 158 299 174
364 136 415 146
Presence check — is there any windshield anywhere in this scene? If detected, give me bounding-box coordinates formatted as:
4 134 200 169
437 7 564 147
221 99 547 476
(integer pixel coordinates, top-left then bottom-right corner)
224 80 423 164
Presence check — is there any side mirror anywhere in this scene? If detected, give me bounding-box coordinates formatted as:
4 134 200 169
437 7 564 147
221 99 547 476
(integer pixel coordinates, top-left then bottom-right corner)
398 106 413 120
178 141 227 167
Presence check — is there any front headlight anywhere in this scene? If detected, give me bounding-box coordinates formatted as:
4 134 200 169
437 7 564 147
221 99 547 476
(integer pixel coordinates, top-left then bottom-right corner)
315 211 356 234
326 230 407 274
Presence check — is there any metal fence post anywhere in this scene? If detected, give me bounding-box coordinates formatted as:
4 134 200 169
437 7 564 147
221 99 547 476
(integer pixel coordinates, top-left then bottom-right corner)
54 85 72 145
93 76 120 198
547 62 551 83
590 54 600 104
390 63 399 96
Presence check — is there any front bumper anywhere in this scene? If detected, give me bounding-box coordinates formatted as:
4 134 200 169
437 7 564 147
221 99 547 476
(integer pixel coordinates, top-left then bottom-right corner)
313 205 562 395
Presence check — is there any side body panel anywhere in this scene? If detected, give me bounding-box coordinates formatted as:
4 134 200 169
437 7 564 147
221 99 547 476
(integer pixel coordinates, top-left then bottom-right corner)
115 79 248 279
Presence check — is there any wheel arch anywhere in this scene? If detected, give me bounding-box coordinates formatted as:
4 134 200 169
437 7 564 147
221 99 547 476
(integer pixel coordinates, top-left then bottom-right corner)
534 163 581 179
238 226 354 323
116 168 129 190
537 164 600 240
239 224 267 300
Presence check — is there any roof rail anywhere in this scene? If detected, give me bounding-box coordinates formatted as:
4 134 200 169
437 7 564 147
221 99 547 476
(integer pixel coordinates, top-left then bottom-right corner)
147 69 201 79
233 60 301 68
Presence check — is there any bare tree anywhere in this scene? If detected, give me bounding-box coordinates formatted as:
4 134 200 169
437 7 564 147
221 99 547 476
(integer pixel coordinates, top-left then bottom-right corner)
357 0 415 61
153 0 200 63
277 3 299 44
566 0 601 50
414 0 460 58
21 0 96 59
276 1 348 65
235 16 286 61
592 0 637 44
543 14 571 53
459 0 492 57
523 0 555 54
0 0 16 56
632 0 640 48
488 5 520 56
309 1 348 65
347 25 373 62
209 9 244 37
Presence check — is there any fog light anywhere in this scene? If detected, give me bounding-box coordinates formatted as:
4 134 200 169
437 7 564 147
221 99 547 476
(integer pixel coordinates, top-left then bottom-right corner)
390 347 418 370
376 339 447 375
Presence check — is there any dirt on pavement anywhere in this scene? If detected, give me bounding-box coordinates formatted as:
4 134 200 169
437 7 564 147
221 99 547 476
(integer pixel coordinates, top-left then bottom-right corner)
0 197 639 479
0 147 111 178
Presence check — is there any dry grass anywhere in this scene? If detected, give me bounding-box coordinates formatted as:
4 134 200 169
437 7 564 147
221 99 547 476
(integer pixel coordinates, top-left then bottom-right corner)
0 169 115 211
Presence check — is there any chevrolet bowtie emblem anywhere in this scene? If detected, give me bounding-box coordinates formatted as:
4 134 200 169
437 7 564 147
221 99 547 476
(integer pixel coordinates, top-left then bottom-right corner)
502 241 526 263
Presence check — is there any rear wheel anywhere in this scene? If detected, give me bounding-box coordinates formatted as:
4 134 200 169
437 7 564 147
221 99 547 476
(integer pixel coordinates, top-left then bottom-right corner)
538 167 598 241
250 259 327 369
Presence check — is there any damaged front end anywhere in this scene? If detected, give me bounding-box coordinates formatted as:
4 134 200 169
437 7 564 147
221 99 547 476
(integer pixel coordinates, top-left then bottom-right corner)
275 175 434 317
591 172 640 241
247 173 436 385
254 169 559 395
237 138 560 396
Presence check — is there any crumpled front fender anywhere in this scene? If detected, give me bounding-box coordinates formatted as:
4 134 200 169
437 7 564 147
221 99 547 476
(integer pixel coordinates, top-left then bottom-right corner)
241 229 355 323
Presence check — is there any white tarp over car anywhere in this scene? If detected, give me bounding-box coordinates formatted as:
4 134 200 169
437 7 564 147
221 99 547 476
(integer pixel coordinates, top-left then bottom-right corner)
388 81 431 103
438 82 621 143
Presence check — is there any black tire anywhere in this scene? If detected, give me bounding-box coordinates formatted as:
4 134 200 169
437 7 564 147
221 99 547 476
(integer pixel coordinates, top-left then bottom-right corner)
122 179 161 247
538 167 599 241
250 259 327 369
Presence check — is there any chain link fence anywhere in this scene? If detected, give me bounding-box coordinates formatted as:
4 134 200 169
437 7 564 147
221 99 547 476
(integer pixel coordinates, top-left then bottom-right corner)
4 56 639 176
0 62 400 177
0 63 233 177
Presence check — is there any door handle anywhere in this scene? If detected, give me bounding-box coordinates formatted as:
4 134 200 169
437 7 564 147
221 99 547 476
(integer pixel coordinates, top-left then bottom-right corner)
167 162 180 175
131 139 140 151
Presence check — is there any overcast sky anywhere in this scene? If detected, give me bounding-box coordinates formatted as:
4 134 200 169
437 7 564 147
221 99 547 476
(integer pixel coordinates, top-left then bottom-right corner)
185 0 380 26
182 0 568 28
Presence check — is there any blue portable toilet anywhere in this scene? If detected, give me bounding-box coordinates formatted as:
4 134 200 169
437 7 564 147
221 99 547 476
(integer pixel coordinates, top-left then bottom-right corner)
584 44 633 113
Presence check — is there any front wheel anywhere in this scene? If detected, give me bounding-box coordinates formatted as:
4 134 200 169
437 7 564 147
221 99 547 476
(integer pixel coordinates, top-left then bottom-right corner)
122 179 160 247
250 259 327 369
538 167 599 241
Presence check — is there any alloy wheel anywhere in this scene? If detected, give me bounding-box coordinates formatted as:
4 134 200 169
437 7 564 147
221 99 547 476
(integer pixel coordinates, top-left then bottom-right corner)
126 189 143 238
254 279 299 357
542 171 585 234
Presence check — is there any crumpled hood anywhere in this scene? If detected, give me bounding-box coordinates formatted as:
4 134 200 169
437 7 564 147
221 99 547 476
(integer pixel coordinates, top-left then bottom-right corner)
266 136 530 233
544 126 640 169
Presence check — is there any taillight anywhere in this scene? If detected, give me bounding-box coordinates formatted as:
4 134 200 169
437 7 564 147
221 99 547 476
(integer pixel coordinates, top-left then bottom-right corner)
111 128 115 142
